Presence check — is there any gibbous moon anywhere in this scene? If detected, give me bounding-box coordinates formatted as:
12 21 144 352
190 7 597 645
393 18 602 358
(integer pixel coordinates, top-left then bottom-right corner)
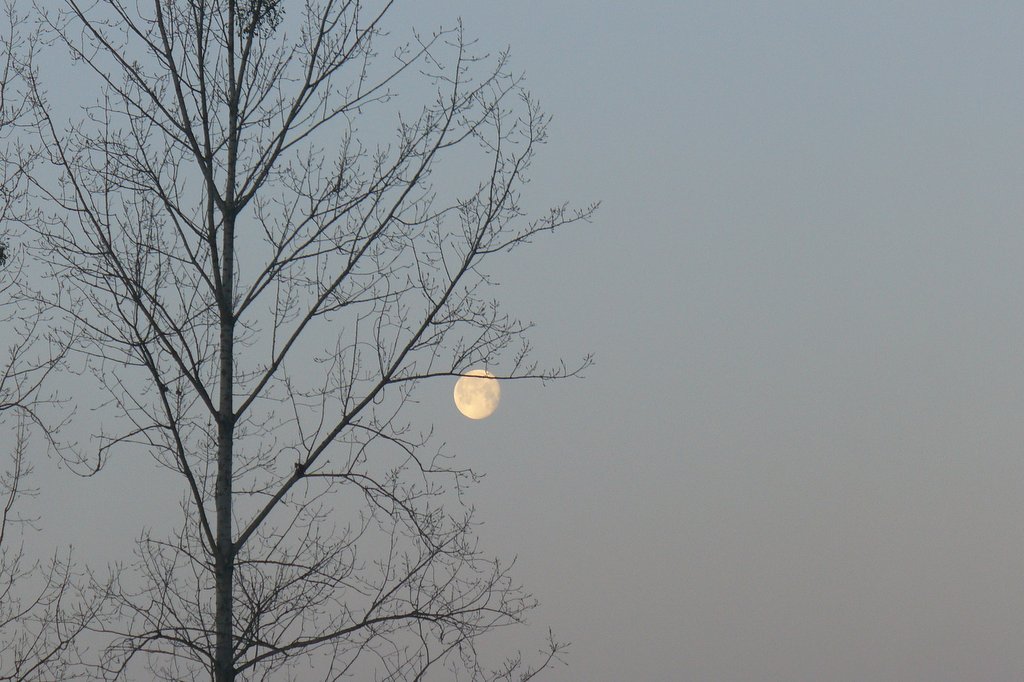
453 369 500 420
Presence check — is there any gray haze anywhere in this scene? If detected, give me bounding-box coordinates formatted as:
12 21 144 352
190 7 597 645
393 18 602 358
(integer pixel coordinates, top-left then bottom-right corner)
17 1 1024 680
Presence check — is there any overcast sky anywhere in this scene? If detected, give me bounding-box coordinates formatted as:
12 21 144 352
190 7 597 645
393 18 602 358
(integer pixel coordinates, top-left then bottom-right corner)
18 2 1024 680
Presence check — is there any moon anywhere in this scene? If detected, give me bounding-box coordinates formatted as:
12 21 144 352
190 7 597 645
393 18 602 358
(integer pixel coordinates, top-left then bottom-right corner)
453 369 501 420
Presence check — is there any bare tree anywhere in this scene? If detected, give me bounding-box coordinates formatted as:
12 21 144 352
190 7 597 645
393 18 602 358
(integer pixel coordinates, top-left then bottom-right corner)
0 3 92 677
22 1 594 679
0 419 81 682
0 255 80 680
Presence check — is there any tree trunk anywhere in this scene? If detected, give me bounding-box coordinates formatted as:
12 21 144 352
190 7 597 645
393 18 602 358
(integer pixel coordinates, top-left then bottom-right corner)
216 4 239 677
214 210 236 682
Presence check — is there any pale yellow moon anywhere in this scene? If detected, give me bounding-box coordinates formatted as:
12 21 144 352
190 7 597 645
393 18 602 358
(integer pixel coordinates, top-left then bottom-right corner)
453 369 500 420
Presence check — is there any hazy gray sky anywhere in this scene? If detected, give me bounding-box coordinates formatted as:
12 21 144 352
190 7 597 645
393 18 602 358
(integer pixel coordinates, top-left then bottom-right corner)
18 1 1024 680
447 2 1024 680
